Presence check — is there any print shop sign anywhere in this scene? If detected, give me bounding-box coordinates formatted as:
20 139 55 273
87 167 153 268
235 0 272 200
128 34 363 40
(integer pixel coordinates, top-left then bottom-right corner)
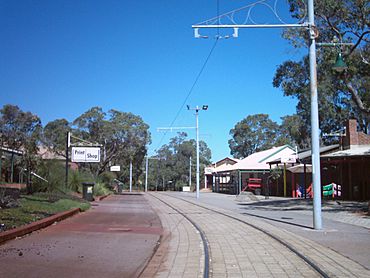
71 147 101 163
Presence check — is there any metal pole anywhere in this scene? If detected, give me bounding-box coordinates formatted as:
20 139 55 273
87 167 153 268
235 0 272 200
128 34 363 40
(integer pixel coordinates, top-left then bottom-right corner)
308 0 322 230
0 149 2 183
283 163 287 197
145 156 148 192
10 152 14 183
189 156 192 187
196 107 200 199
129 160 132 192
65 132 70 189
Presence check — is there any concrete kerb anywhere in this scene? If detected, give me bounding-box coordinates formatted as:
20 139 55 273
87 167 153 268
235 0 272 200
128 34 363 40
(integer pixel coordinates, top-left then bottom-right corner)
0 194 113 245
0 208 81 245
94 194 111 201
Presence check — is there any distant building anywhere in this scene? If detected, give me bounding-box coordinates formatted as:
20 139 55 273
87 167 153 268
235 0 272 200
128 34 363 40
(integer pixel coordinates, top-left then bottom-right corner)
206 145 296 195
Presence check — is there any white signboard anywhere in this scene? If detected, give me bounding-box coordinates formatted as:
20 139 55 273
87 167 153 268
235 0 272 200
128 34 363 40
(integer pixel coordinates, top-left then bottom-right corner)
71 147 100 163
110 165 121 172
281 155 297 164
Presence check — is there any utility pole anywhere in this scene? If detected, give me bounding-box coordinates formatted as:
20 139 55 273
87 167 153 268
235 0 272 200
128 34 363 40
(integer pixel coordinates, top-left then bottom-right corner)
145 156 148 192
144 156 161 192
192 0 322 229
307 0 322 229
189 156 192 187
187 105 208 199
129 160 132 192
65 132 70 189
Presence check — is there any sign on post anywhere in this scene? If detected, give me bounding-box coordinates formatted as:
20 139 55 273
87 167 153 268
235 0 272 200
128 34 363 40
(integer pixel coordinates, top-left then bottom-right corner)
110 165 121 172
71 147 100 163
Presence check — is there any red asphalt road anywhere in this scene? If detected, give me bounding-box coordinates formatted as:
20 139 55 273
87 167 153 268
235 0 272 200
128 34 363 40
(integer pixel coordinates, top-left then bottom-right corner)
0 194 162 278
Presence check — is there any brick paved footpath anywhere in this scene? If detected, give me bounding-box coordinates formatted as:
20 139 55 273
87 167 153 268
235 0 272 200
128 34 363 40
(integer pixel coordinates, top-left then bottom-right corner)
143 192 370 278
0 194 162 278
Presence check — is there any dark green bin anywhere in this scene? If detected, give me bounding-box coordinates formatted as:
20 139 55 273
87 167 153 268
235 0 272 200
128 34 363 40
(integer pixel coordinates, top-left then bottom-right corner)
82 182 95 201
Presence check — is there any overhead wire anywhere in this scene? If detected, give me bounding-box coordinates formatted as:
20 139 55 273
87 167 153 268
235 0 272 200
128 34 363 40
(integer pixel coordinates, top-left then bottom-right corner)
153 1 221 154
154 38 219 153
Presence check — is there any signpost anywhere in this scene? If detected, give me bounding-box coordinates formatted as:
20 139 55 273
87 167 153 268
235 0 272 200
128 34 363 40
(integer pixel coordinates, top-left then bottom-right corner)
71 147 101 163
110 165 121 172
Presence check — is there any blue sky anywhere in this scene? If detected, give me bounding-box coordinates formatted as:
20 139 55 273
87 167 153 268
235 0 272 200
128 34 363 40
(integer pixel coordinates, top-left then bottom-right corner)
0 0 305 161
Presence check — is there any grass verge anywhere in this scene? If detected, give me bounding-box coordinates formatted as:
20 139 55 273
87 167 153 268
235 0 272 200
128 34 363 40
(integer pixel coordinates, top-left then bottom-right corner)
0 193 90 232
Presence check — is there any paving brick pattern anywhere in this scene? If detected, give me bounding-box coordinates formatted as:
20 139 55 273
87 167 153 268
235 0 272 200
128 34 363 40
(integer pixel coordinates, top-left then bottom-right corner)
145 193 370 278
146 195 319 277
141 195 204 278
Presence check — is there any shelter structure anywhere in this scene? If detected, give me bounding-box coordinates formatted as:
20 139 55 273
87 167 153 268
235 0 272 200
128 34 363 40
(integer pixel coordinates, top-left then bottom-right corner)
0 146 24 184
268 145 340 198
206 145 296 195
268 120 369 200
319 120 370 200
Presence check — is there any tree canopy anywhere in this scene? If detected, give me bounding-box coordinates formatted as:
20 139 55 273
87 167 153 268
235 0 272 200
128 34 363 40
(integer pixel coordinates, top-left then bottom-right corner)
52 107 151 181
148 132 212 190
229 114 281 158
273 0 370 135
0 104 42 190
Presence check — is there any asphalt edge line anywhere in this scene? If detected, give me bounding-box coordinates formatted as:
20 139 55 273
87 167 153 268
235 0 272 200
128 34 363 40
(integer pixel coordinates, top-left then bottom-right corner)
0 208 81 245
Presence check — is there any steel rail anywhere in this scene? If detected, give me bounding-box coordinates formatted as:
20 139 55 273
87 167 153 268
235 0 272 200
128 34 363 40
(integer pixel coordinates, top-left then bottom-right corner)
148 193 210 278
161 193 330 278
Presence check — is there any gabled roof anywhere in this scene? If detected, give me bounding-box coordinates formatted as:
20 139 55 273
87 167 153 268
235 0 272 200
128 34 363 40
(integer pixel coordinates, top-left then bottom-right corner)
268 144 340 164
208 157 240 173
233 145 296 170
38 146 65 160
211 163 235 173
213 157 240 166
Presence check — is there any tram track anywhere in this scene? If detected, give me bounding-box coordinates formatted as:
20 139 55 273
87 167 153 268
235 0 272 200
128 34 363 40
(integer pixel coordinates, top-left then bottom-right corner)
149 192 330 278
148 193 210 278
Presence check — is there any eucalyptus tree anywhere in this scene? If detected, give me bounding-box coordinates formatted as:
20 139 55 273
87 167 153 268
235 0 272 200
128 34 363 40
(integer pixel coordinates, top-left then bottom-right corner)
43 118 71 157
152 133 212 190
273 0 370 135
229 114 280 158
72 107 151 182
0 104 42 190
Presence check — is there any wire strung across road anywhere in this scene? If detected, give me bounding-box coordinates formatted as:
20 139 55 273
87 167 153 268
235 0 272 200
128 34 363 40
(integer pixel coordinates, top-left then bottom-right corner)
155 38 219 152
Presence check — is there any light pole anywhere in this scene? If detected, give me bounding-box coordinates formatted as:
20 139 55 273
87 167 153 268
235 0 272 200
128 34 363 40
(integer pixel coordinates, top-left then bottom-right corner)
129 159 132 192
187 105 208 199
189 156 192 187
145 156 161 192
145 156 148 192
192 0 323 229
307 0 322 230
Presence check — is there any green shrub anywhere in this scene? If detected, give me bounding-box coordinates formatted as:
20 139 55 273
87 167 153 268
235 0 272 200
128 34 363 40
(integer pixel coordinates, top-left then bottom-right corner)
93 182 111 196
98 171 116 189
33 160 65 194
74 170 95 193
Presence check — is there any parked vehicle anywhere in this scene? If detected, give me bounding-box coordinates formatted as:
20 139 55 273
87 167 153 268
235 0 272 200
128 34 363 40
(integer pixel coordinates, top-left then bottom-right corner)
243 178 262 195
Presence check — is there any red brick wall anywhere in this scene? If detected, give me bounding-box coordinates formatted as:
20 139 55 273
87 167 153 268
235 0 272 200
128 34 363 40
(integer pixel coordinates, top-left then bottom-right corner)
343 119 370 148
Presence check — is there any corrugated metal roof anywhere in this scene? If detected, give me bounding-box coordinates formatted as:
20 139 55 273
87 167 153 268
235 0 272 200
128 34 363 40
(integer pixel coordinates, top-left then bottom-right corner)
213 145 295 172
